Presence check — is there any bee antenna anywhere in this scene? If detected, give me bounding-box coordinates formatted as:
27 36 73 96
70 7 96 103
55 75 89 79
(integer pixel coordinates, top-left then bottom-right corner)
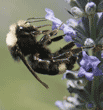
26 17 47 23
27 17 46 20
16 46 49 89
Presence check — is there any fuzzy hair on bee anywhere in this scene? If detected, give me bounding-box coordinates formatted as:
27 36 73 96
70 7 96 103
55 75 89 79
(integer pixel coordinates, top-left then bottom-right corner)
6 17 84 89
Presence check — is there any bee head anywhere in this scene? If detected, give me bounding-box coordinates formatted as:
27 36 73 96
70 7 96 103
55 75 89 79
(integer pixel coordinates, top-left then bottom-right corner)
16 20 32 35
6 20 31 61
6 20 31 47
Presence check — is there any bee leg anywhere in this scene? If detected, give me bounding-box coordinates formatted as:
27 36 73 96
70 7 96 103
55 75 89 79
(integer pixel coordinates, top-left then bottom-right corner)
31 24 51 35
53 42 75 57
52 56 77 70
52 51 72 60
38 29 61 45
42 30 50 34
34 24 52 34
16 46 49 89
39 33 66 46
51 56 77 71
46 34 66 45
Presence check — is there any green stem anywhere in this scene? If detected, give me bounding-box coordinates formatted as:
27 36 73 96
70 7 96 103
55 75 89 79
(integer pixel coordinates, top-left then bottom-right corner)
91 52 101 108
89 14 101 108
88 14 96 40
91 76 100 106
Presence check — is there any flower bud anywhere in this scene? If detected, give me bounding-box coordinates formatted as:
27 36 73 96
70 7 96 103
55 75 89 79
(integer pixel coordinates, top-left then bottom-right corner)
64 0 77 7
86 101 96 109
85 2 96 15
84 38 95 47
71 6 84 18
66 18 80 28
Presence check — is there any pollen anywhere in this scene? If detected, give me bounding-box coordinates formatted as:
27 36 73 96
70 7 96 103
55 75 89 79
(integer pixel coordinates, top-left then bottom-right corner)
59 63 67 74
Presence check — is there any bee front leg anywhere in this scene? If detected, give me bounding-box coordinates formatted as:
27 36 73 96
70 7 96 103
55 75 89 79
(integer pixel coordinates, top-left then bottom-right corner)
38 29 61 45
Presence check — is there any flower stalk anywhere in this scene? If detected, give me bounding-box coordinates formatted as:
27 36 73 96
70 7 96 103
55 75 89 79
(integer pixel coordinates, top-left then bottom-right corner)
88 14 96 40
91 76 100 107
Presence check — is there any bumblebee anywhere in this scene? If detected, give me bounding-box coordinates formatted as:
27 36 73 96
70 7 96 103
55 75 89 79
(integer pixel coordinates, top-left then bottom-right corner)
6 17 84 89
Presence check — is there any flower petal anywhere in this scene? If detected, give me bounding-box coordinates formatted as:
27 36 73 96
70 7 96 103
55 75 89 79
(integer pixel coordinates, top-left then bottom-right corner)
78 67 94 81
45 8 64 30
84 71 94 81
55 101 64 109
80 51 88 66
64 35 73 42
78 67 85 77
45 8 54 19
89 56 101 69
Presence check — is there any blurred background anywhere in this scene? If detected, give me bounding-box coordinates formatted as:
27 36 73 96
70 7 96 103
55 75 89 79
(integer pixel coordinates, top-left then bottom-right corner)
0 0 73 110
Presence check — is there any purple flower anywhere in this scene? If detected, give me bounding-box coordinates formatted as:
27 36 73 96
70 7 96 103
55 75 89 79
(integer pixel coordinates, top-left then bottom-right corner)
55 101 64 109
45 8 77 42
78 67 94 81
63 26 76 42
78 51 103 81
80 51 100 70
45 8 65 30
